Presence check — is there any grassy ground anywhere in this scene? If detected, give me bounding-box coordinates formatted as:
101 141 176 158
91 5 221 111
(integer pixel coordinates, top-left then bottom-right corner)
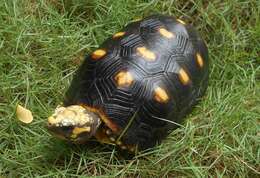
0 0 259 177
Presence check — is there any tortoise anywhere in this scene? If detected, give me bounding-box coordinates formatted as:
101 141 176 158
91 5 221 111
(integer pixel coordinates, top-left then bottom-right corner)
47 14 209 152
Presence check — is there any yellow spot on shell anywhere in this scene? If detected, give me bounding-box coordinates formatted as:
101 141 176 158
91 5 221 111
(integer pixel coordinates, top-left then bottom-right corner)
159 28 175 38
114 71 134 87
177 19 186 25
16 104 33 124
71 127 91 138
91 49 106 60
154 87 169 103
137 47 156 61
179 68 190 85
196 53 204 68
113 32 125 38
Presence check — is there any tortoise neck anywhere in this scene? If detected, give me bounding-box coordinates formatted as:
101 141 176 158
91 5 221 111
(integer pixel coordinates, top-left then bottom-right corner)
83 108 102 136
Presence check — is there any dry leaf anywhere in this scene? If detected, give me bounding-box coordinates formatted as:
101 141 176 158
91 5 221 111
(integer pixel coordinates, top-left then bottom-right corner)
16 104 33 124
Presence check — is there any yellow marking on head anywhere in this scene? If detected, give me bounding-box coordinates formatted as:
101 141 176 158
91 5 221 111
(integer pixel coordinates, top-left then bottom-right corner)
62 109 76 118
154 87 169 103
113 31 125 38
114 71 134 87
196 53 204 68
158 28 175 38
91 49 106 60
47 105 92 127
177 19 186 25
179 68 190 85
71 127 91 139
137 47 156 61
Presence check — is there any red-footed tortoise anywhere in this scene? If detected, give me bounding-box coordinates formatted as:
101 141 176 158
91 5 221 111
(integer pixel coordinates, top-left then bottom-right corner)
47 14 209 152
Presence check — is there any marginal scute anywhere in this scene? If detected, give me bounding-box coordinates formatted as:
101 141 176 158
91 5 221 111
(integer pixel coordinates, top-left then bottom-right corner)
114 71 134 87
113 32 125 38
154 86 169 103
91 49 106 60
158 28 175 38
196 53 204 68
178 68 190 85
136 46 156 61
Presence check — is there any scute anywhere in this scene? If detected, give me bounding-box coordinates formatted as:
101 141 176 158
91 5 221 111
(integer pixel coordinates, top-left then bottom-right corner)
64 14 209 151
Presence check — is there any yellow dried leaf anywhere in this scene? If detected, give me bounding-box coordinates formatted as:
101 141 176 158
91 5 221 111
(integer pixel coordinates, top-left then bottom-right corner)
16 104 33 124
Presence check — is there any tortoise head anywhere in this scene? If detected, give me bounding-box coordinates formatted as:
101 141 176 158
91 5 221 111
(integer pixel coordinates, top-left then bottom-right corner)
47 105 101 143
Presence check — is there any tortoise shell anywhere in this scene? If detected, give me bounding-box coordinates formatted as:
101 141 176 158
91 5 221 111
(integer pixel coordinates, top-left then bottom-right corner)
64 14 209 151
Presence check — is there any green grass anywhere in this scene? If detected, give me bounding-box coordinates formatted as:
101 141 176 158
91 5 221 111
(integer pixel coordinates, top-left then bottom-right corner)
0 0 259 177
